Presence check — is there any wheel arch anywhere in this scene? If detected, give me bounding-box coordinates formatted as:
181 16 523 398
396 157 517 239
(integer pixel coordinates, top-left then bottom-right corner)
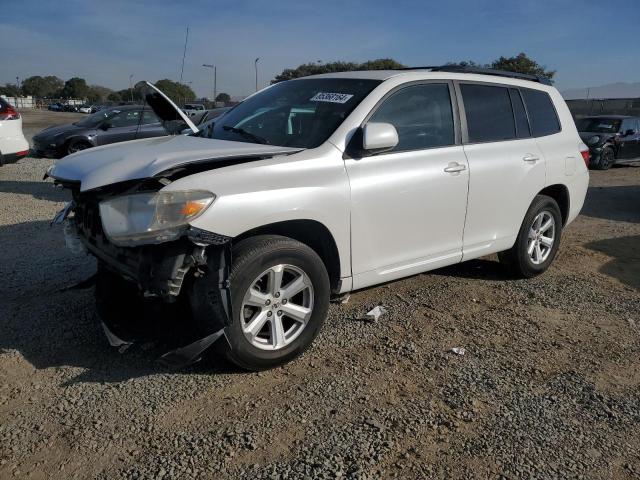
234 219 342 293
539 184 570 226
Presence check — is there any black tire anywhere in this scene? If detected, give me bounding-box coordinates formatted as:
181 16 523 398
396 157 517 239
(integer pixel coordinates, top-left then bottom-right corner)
189 235 330 371
66 139 91 156
498 195 563 278
596 147 614 170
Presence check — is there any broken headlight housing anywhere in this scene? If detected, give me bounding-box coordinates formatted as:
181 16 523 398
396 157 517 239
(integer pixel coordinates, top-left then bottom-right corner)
99 190 215 246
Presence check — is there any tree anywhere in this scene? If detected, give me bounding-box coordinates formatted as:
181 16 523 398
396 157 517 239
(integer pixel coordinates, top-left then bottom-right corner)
153 79 196 104
86 85 113 103
107 92 122 102
215 92 231 103
272 58 406 83
61 77 90 99
0 84 21 97
21 75 64 98
490 53 555 81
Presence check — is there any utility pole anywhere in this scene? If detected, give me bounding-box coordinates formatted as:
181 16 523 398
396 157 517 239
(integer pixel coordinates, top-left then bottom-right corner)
180 27 189 84
202 63 217 104
254 57 260 92
129 74 134 103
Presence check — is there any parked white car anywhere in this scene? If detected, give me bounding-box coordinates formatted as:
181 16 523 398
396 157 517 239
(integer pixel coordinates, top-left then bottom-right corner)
78 105 94 114
0 97 30 165
48 69 589 370
182 103 206 117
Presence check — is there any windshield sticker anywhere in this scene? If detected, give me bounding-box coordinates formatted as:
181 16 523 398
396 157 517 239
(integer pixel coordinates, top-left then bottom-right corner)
597 123 613 129
310 92 354 104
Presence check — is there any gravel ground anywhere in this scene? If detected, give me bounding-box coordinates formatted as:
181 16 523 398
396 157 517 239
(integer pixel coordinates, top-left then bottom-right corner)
1 111 639 479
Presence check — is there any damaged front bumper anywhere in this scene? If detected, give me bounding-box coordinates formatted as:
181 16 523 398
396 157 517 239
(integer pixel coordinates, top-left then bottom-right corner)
53 199 234 367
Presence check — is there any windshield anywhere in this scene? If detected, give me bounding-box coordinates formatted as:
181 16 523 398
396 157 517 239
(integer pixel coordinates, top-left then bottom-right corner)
73 109 122 128
576 118 622 133
199 78 381 148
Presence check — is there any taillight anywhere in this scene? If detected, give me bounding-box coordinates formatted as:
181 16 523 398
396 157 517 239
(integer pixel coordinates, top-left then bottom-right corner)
0 104 20 120
579 143 589 167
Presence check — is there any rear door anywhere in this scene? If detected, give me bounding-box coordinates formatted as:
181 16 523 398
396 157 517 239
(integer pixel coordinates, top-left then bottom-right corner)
458 82 546 259
138 110 167 139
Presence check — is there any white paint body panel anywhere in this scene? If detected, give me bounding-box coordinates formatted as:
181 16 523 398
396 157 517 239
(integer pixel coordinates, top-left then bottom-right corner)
0 115 29 155
49 70 589 294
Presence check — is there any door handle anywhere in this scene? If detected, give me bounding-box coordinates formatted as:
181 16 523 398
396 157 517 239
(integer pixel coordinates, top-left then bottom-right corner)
523 154 540 163
444 162 467 173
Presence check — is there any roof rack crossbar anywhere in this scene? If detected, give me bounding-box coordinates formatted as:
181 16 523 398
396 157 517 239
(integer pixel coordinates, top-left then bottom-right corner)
396 65 553 86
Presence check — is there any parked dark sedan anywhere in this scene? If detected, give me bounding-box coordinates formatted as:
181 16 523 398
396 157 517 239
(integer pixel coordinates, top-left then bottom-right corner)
577 115 640 169
32 105 167 158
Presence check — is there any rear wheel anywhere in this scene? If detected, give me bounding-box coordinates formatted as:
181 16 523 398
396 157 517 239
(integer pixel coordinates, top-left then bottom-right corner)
190 235 330 370
498 195 562 278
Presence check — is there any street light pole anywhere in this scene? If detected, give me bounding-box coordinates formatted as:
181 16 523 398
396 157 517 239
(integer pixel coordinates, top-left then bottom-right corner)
254 57 260 92
129 74 134 103
202 63 217 104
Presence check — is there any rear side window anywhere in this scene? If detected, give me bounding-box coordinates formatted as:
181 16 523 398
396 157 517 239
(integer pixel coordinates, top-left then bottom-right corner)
509 88 531 138
369 83 455 151
460 84 515 143
521 89 561 136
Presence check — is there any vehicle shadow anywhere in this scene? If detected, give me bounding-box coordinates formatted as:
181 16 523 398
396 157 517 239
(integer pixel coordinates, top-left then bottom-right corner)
0 219 238 385
433 257 514 281
581 184 640 224
585 235 640 290
0 180 70 203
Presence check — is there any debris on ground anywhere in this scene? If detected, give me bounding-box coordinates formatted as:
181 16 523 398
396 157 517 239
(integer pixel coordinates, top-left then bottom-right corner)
364 306 387 322
450 347 466 356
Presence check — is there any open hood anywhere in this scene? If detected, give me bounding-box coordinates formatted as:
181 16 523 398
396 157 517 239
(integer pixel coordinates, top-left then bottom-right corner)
143 81 199 134
47 135 301 191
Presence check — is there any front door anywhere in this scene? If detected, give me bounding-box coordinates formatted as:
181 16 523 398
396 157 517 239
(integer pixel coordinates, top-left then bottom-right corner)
345 82 469 289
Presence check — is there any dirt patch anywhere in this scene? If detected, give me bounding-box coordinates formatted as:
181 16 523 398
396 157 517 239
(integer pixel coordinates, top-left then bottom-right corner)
1 115 639 479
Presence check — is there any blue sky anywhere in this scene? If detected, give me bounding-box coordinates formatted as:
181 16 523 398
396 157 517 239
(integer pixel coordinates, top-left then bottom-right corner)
1 0 638 97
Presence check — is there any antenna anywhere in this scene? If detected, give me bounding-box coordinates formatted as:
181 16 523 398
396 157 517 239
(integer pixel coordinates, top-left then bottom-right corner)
179 27 189 84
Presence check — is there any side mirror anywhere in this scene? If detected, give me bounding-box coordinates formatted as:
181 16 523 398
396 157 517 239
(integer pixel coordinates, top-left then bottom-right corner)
624 129 635 137
100 122 111 130
362 122 399 153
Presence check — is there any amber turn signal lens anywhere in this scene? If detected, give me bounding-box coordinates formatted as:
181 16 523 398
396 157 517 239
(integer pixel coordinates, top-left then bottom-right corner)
179 200 206 217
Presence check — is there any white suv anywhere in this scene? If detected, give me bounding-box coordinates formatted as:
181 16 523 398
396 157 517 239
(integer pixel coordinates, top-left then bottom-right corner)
0 97 29 165
48 68 589 370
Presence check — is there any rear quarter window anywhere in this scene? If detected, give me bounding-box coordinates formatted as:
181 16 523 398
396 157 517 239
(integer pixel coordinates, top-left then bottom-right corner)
521 89 561 137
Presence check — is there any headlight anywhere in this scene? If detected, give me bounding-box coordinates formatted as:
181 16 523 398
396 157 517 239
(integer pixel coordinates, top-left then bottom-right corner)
99 190 215 245
587 135 600 145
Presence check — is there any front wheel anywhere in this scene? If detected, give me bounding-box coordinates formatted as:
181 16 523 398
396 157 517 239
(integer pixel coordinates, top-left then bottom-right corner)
190 235 330 370
498 195 562 278
596 147 614 170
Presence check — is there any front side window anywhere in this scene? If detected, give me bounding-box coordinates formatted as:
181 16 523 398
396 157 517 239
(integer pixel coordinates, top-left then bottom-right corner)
620 118 639 135
201 78 381 148
461 84 515 143
368 83 455 152
109 111 142 128
521 88 560 136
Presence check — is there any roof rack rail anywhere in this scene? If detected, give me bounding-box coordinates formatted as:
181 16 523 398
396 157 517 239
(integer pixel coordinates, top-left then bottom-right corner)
396 65 553 86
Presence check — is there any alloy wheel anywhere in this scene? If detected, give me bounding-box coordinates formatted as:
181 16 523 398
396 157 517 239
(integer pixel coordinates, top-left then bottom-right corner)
527 211 555 265
240 264 314 350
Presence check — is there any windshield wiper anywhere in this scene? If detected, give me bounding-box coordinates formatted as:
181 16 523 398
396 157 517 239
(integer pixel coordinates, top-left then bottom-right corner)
222 125 269 144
